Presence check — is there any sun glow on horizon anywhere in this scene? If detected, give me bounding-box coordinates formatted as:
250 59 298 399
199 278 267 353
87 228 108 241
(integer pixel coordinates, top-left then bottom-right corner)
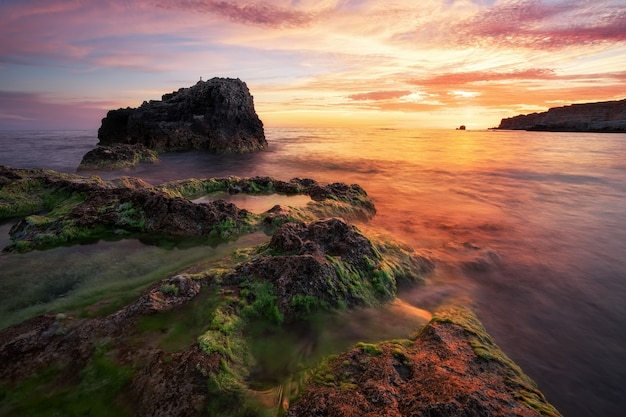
0 0 625 130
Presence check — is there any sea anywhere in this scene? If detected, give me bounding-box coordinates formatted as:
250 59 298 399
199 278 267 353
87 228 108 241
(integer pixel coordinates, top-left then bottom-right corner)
1 127 626 417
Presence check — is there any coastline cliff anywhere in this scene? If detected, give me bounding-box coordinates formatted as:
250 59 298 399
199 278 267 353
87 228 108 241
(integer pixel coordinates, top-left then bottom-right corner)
498 98 626 132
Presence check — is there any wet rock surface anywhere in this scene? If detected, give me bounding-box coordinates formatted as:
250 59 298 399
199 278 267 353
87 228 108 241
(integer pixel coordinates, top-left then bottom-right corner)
0 167 376 253
224 218 410 319
0 166 561 417
0 278 218 417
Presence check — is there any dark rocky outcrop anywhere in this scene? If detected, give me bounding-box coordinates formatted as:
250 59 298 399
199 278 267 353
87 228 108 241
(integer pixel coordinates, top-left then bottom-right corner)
77 143 159 171
498 98 626 132
97 77 266 153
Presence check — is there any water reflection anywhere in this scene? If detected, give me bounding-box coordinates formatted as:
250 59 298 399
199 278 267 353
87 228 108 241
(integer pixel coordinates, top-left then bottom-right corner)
248 298 432 388
0 232 269 329
192 192 311 213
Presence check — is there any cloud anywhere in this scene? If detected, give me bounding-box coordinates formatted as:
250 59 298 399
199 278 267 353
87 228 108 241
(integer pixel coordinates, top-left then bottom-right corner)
154 0 322 28
392 0 626 50
411 68 557 87
347 90 411 101
454 0 626 49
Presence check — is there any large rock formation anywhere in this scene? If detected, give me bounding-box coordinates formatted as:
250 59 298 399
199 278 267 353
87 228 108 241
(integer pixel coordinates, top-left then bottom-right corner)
498 98 626 132
97 77 267 153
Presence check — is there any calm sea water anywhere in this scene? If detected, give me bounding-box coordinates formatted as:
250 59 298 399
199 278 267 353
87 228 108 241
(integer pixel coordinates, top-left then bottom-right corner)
2 127 626 417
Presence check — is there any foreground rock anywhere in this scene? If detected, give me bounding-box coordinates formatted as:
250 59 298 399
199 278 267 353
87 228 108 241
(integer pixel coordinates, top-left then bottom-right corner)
97 77 266 153
0 217 433 416
498 98 626 132
0 166 376 253
223 218 433 321
0 166 560 417
288 307 562 417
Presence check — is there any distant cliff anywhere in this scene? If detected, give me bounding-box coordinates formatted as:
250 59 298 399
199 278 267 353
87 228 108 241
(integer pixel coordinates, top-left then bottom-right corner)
498 99 626 132
98 77 266 153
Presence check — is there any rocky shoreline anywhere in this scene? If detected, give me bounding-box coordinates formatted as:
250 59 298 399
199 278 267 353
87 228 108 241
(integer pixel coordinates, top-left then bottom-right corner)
497 98 626 132
0 165 561 416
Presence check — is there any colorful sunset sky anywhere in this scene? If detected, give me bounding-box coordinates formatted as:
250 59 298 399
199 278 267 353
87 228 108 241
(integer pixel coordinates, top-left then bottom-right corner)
1 0 625 130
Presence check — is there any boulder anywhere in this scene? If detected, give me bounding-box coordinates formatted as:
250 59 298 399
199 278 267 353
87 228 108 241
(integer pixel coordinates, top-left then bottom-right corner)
97 77 266 153
223 218 432 320
77 143 158 171
498 98 626 132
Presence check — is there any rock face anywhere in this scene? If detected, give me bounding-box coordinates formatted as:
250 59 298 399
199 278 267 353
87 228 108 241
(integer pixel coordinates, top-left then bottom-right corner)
498 98 626 132
97 77 267 152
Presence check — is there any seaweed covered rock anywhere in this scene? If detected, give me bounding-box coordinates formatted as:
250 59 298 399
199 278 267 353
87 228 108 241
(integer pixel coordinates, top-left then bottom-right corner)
0 167 378 253
288 307 562 417
97 77 266 153
0 167 560 417
6 187 251 252
161 176 377 222
77 144 158 171
223 218 432 320
0 285 220 417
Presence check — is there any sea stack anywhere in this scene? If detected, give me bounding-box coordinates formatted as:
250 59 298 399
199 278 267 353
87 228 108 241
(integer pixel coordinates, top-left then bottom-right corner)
97 77 267 153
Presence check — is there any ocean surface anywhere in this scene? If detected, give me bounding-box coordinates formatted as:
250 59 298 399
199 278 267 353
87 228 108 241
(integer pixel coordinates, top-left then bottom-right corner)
2 127 626 417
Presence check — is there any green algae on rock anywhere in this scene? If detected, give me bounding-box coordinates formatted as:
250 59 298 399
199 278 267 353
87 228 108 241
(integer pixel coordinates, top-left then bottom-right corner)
0 216 433 416
288 306 563 417
0 165 560 417
77 144 159 171
0 167 376 253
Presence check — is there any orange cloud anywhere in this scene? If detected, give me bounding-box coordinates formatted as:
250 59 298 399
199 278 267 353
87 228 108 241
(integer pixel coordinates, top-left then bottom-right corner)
411 68 557 88
347 90 412 101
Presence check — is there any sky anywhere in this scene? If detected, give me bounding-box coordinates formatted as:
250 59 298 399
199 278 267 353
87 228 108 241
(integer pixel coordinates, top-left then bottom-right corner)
0 0 625 130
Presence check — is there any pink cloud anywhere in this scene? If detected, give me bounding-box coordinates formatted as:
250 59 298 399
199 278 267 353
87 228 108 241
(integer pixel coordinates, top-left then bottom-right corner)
455 0 626 49
154 0 320 28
